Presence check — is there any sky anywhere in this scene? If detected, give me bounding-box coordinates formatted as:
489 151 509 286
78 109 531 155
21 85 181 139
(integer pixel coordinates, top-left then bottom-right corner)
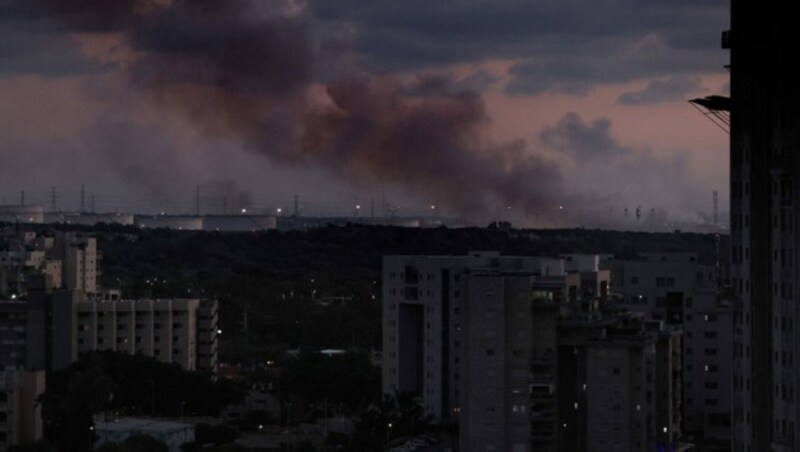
0 0 729 227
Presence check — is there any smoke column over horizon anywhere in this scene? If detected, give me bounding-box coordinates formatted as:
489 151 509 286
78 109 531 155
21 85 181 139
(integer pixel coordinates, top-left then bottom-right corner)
30 0 591 224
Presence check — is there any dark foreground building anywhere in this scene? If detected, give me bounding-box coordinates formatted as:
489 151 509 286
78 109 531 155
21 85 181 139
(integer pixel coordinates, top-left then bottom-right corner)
729 3 800 451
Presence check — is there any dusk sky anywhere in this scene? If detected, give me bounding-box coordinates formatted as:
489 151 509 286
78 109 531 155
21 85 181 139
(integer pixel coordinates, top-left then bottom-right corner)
0 0 729 226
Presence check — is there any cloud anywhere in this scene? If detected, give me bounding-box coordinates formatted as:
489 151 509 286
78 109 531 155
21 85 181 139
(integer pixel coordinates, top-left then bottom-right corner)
0 0 573 219
540 112 709 221
0 1 726 224
505 34 721 96
307 0 727 94
540 113 625 160
617 75 704 105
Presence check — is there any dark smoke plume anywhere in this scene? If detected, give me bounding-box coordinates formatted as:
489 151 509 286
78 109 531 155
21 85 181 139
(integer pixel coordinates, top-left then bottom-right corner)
303 76 564 214
34 0 568 219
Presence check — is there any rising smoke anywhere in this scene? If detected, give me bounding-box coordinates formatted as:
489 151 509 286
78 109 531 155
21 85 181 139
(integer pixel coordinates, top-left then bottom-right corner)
23 0 581 224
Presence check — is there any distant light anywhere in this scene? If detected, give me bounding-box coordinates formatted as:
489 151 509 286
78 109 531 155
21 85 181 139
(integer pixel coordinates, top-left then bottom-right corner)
356 204 361 210
388 423 393 428
277 208 282 214
559 206 564 210
259 424 264 430
10 294 16 300
663 427 668 433
241 208 247 214
217 329 222 334
430 205 436 210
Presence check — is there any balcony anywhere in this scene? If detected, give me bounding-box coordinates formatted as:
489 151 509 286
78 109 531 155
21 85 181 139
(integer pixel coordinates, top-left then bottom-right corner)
530 384 555 401
530 409 556 421
531 428 555 441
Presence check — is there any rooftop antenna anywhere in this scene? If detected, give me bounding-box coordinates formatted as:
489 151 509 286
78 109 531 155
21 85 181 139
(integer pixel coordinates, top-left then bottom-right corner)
195 185 200 216
713 190 719 227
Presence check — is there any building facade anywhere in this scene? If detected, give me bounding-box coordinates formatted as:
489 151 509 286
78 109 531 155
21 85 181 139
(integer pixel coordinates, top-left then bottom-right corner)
728 2 800 451
382 252 683 452
0 368 45 450
602 253 732 448
0 290 219 374
74 298 218 373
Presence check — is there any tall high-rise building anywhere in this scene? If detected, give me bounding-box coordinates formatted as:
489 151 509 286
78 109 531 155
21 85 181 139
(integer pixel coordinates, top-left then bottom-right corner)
383 252 690 452
729 4 798 451
602 254 733 448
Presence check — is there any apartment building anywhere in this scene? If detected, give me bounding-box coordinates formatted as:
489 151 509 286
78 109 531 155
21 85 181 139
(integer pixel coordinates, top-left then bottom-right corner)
382 252 694 451
0 368 44 450
0 230 94 297
602 254 732 448
73 298 218 373
0 288 218 373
